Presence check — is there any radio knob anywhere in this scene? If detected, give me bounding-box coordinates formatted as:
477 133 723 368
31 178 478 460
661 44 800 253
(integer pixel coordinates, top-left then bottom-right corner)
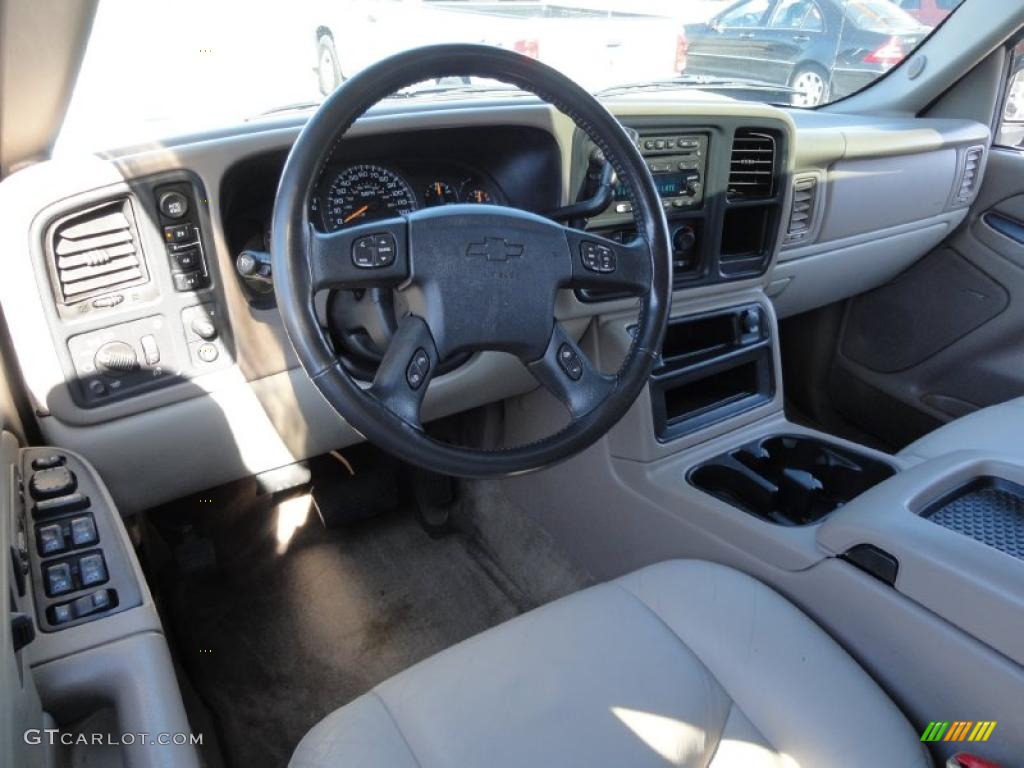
94 341 139 376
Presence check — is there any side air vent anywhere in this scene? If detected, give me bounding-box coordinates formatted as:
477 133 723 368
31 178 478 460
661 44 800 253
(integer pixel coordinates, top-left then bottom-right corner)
48 199 148 305
727 129 777 200
785 174 819 245
954 146 985 205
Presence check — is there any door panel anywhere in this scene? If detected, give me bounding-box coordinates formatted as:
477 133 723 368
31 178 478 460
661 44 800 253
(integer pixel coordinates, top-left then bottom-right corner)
829 149 1024 448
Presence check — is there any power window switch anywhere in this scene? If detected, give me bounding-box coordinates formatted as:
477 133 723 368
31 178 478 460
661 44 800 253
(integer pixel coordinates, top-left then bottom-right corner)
70 516 98 548
36 524 67 556
78 553 108 587
70 588 114 618
50 603 74 625
45 562 73 597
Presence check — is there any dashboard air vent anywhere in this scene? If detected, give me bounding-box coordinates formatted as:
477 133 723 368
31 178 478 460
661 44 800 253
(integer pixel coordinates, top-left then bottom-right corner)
49 199 148 304
785 174 818 244
954 146 985 205
727 129 777 200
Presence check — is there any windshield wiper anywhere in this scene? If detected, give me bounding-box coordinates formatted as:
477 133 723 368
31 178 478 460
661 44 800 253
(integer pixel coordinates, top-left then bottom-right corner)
595 76 794 101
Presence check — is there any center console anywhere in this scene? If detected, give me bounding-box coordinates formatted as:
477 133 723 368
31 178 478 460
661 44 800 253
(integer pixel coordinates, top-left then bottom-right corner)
648 303 775 441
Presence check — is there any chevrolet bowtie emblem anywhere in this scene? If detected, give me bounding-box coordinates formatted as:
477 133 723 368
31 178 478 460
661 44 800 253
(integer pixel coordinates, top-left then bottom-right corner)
466 237 524 262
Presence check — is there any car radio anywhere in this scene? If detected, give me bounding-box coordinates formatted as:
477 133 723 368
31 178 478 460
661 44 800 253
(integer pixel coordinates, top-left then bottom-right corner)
610 133 708 215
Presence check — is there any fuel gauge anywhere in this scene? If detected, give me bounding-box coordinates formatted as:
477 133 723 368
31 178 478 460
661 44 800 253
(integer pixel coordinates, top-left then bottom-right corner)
464 187 493 204
424 180 458 206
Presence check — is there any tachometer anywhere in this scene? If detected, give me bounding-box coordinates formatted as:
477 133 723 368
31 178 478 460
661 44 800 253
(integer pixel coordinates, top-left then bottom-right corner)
324 164 417 231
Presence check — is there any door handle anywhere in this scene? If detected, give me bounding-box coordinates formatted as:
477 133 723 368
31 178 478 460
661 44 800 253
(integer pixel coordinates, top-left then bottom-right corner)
984 212 1024 245
792 34 810 43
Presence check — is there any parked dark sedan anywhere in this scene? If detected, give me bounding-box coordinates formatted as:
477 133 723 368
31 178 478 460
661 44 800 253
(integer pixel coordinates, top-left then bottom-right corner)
681 0 929 106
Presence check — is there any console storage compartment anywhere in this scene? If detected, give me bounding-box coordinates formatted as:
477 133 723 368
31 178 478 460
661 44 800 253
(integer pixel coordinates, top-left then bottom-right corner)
921 476 1024 561
650 303 774 440
690 434 896 525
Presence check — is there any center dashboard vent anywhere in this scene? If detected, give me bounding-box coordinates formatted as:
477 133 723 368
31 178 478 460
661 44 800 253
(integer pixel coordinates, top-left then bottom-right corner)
47 198 148 305
727 129 777 200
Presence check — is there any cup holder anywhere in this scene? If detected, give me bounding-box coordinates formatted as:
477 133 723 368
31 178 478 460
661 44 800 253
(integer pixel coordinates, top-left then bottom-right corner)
689 434 896 525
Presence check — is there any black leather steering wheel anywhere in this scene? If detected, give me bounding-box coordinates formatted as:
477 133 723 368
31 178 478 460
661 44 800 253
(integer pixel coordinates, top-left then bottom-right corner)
272 44 671 477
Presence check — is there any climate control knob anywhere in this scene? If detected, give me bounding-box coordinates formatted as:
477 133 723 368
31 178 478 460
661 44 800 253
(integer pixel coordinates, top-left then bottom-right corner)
673 226 697 253
94 341 138 375
191 316 218 341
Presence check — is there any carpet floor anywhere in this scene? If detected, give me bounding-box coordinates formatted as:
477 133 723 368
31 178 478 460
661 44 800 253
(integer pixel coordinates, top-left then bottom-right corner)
162 495 526 768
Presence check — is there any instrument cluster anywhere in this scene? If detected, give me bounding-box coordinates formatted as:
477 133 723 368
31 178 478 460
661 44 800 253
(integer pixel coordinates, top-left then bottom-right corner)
316 161 504 232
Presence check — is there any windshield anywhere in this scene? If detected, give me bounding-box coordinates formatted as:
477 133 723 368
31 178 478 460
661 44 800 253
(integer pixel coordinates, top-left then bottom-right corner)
57 0 966 153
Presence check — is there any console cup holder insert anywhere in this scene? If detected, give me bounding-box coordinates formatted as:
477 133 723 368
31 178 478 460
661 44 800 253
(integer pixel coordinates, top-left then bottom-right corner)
688 434 896 526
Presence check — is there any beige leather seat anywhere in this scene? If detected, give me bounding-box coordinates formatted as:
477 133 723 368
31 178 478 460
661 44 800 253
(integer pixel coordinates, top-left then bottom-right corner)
291 561 928 767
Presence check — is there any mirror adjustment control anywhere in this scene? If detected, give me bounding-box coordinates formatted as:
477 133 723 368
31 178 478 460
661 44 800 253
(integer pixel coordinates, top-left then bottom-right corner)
29 467 77 500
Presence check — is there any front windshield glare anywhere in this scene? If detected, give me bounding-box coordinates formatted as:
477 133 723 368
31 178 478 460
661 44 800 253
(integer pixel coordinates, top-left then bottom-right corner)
57 0 964 152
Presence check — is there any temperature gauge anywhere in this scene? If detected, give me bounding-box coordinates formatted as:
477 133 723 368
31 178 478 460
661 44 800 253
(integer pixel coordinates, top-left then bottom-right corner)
424 181 458 206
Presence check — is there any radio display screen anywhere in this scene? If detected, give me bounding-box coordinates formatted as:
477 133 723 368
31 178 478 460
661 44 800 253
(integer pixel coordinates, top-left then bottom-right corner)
614 172 693 201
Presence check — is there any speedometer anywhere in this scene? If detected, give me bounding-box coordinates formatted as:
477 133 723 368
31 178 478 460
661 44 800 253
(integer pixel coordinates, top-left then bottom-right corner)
323 164 418 231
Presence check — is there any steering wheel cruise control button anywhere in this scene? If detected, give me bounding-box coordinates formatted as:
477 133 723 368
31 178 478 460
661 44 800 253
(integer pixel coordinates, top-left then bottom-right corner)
557 343 583 381
352 233 398 268
580 241 616 273
406 348 430 390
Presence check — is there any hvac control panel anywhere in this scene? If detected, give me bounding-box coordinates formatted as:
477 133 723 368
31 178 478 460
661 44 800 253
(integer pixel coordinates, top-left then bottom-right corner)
42 173 234 409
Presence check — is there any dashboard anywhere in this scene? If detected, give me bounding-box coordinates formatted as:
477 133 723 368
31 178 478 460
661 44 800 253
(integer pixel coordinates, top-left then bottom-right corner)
0 97 990 512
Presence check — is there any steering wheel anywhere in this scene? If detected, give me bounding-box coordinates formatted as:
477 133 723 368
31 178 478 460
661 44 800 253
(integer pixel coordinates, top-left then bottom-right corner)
272 44 671 477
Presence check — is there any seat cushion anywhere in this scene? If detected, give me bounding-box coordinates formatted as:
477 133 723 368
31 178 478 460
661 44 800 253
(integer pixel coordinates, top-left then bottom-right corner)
290 560 928 768
901 395 1024 461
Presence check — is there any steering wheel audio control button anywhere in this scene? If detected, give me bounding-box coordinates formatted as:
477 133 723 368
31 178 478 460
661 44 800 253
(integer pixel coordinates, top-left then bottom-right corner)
373 234 397 266
406 348 430 390
352 233 398 268
580 241 616 274
557 343 583 381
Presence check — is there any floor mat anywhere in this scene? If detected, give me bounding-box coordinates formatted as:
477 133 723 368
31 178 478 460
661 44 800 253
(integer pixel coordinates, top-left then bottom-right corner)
162 495 525 768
